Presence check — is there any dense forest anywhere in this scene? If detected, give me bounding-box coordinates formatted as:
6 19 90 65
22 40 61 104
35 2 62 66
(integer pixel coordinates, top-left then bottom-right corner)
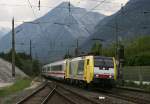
91 36 150 66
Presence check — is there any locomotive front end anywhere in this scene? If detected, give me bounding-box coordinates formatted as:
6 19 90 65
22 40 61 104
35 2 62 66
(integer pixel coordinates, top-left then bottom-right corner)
93 56 117 86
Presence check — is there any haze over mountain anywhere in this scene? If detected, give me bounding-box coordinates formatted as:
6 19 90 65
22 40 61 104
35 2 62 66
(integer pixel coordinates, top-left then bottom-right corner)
0 27 10 39
0 2 105 63
81 0 150 52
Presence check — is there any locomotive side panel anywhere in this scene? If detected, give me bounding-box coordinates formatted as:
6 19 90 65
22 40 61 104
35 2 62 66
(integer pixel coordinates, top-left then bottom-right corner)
68 57 85 81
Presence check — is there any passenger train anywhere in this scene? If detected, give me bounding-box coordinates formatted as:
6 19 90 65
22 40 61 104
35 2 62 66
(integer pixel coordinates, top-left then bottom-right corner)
42 55 117 87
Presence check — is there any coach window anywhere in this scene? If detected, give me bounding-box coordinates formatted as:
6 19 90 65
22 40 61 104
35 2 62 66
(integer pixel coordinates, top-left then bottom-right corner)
78 60 84 75
48 67 50 71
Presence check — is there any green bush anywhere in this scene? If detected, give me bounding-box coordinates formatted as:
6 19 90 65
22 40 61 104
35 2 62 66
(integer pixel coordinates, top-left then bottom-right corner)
102 36 150 66
125 51 150 66
0 51 41 76
0 78 31 97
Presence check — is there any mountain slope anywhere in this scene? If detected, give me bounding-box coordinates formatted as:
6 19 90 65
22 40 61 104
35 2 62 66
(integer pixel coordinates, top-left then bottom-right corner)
0 2 105 63
0 58 28 83
0 27 9 39
81 0 150 52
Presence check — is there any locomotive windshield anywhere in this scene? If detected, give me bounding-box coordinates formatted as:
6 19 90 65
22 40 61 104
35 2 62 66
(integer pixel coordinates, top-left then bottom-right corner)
94 57 114 68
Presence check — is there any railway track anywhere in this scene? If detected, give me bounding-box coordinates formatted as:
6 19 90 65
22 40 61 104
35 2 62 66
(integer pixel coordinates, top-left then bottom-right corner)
16 80 150 104
57 82 150 104
16 82 100 104
55 84 100 104
16 82 56 104
96 88 150 104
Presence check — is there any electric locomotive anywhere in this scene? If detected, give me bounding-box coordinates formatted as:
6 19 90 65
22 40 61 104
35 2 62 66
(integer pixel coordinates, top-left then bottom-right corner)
42 55 117 87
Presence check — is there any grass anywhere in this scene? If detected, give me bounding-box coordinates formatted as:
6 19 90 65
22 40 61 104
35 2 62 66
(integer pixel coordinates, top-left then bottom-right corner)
123 80 150 92
0 78 31 97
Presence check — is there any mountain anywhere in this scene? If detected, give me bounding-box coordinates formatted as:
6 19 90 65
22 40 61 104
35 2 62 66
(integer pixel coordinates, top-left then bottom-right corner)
0 2 105 63
81 0 150 52
0 27 9 39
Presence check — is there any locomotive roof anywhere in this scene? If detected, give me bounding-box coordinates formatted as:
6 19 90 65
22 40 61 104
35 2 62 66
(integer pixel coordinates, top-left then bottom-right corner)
50 60 66 66
94 56 113 59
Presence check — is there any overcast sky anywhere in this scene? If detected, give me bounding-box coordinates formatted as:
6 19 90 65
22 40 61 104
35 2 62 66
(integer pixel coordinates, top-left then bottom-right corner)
0 0 129 29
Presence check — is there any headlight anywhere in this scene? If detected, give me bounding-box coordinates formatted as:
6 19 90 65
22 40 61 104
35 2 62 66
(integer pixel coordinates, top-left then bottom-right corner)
96 74 99 77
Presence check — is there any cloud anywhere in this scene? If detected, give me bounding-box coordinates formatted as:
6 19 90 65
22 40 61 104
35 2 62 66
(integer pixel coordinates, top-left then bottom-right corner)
72 0 129 15
0 0 129 28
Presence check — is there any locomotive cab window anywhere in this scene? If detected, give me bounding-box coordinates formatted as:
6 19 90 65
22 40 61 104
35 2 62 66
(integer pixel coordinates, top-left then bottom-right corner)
94 57 114 68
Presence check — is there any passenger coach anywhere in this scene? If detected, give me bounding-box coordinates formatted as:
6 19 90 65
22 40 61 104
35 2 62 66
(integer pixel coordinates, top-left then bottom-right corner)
42 60 66 80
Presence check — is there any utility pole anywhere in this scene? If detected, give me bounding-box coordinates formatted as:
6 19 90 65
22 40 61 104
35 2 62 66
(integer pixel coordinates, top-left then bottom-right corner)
38 0 40 11
29 40 33 74
75 39 79 56
68 1 71 14
12 17 15 78
67 48 70 58
30 40 32 59
68 1 72 26
115 17 119 58
115 4 125 85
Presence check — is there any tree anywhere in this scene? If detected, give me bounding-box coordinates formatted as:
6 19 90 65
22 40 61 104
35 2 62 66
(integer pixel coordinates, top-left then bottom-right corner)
91 41 102 55
64 53 72 59
0 50 41 76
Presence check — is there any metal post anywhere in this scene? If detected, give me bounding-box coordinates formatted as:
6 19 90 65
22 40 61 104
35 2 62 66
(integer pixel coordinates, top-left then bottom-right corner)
115 17 119 58
139 66 143 86
30 40 32 59
29 40 33 74
68 1 71 13
67 48 70 58
12 17 15 77
38 0 40 11
75 39 79 56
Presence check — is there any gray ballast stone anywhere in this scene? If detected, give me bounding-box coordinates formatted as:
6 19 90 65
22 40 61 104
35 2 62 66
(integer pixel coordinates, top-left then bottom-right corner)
0 58 28 83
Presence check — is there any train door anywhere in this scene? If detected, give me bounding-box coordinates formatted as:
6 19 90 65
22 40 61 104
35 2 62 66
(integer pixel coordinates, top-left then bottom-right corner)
65 60 69 79
84 56 94 83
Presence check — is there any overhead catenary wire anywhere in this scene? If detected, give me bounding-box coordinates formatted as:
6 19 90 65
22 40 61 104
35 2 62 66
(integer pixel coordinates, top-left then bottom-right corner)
0 0 129 55
0 0 108 17
25 0 50 39
79 0 107 19
0 0 118 30
0 0 110 49
27 0 32 8
26 0 61 49
0 4 106 12
0 1 135 36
